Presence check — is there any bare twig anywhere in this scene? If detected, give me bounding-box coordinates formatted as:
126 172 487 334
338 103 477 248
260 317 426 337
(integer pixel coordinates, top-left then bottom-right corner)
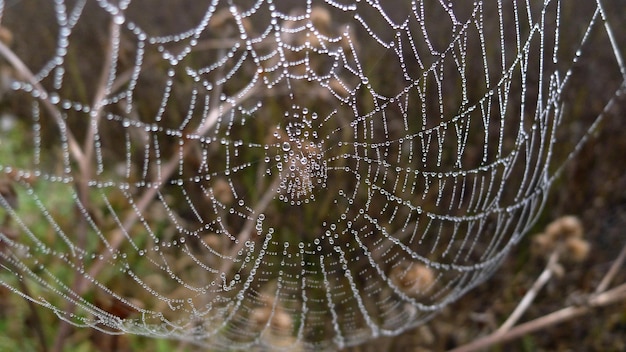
595 241 626 293
496 250 560 334
448 283 626 352
450 229 626 352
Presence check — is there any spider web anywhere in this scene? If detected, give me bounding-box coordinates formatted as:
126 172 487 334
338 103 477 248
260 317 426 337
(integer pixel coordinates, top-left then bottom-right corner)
0 0 624 350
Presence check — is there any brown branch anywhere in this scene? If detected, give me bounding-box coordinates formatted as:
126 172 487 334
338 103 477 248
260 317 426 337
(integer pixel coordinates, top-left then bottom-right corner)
496 250 560 334
0 41 84 165
51 19 123 352
83 20 121 178
16 272 49 352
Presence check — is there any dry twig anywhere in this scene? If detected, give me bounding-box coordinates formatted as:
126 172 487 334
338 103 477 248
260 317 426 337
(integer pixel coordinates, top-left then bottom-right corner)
448 214 625 352
448 283 626 352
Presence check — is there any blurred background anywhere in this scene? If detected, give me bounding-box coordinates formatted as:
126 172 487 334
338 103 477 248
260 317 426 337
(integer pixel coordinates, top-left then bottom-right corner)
0 1 625 351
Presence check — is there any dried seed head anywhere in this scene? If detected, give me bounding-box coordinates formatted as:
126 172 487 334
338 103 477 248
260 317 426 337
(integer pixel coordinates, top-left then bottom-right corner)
202 233 222 250
0 26 12 45
250 305 272 327
563 237 590 263
545 215 583 241
390 262 435 295
270 309 293 333
310 7 332 33
531 232 555 257
532 216 588 262
249 301 292 334
212 178 234 205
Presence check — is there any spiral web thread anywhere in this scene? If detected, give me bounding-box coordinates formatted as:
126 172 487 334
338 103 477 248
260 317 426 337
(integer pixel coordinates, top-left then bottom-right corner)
0 0 624 350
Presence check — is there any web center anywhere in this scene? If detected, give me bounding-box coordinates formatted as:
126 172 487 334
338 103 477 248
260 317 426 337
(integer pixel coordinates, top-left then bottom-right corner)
274 119 326 205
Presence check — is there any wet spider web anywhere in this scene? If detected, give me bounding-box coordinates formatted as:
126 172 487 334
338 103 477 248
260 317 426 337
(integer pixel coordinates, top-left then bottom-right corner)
0 0 624 350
